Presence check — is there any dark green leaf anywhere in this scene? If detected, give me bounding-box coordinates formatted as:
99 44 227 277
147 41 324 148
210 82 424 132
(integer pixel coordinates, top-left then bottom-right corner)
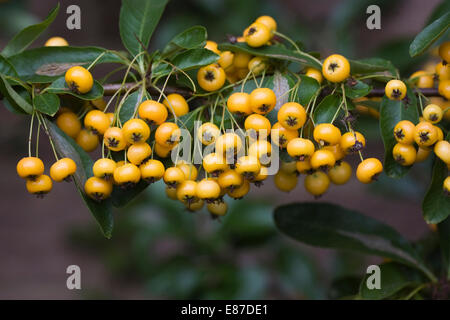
119 0 169 57
437 217 450 279
274 202 431 276
0 54 19 77
427 1 450 25
0 74 32 113
423 133 450 224
2 87 31 115
111 181 149 208
410 12 450 57
8 46 124 83
46 76 104 100
349 57 396 75
2 4 59 57
119 90 144 124
313 94 341 124
153 48 218 77
171 48 219 72
163 26 207 55
218 42 322 69
33 92 59 116
296 75 320 106
344 80 372 99
46 120 114 238
379 90 419 178
359 263 423 300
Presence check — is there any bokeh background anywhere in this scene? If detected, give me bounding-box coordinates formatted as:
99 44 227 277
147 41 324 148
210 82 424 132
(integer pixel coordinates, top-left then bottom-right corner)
0 0 446 299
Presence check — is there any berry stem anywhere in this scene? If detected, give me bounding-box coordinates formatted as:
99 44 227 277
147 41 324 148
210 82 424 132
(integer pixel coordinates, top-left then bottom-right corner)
87 52 107 71
157 67 175 103
240 69 253 93
273 31 323 68
37 112 59 161
35 122 40 157
28 111 35 157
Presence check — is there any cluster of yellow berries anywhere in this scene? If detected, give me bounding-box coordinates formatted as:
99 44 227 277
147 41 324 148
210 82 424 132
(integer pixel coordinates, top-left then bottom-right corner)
383 41 450 195
15 62 96 197
16 17 449 216
393 109 449 192
196 16 279 92
16 156 77 197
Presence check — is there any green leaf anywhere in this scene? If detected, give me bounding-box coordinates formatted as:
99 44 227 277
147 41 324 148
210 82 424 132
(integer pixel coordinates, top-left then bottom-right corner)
379 90 419 178
153 48 218 77
274 202 431 276
313 94 341 124
423 133 450 224
172 48 219 71
218 42 322 69
111 181 150 208
344 80 372 99
437 217 450 279
0 74 32 113
46 120 114 238
46 76 104 100
163 26 207 56
359 263 423 300
295 75 320 106
0 54 19 77
2 4 59 57
8 46 124 83
119 0 169 57
410 12 450 57
349 57 396 75
33 92 60 116
119 90 145 124
2 87 31 115
426 1 450 25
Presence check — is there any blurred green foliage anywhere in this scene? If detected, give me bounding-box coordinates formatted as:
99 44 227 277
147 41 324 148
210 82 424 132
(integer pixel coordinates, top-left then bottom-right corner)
69 182 327 299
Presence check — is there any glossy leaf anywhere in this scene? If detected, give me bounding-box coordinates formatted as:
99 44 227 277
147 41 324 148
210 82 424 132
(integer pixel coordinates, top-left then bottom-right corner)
0 54 19 77
0 74 32 114
218 42 322 69
2 87 31 115
111 181 150 208
46 76 104 100
153 48 218 77
46 120 114 238
359 263 423 300
344 80 372 99
119 90 144 124
119 0 169 57
163 26 207 55
2 4 59 57
410 12 450 57
8 46 123 83
349 57 396 75
170 48 219 72
379 91 419 178
422 133 450 224
296 75 320 106
313 94 341 124
33 92 60 116
274 202 431 276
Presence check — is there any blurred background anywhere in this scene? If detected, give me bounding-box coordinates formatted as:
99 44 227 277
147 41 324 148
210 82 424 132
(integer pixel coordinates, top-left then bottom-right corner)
0 0 446 299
